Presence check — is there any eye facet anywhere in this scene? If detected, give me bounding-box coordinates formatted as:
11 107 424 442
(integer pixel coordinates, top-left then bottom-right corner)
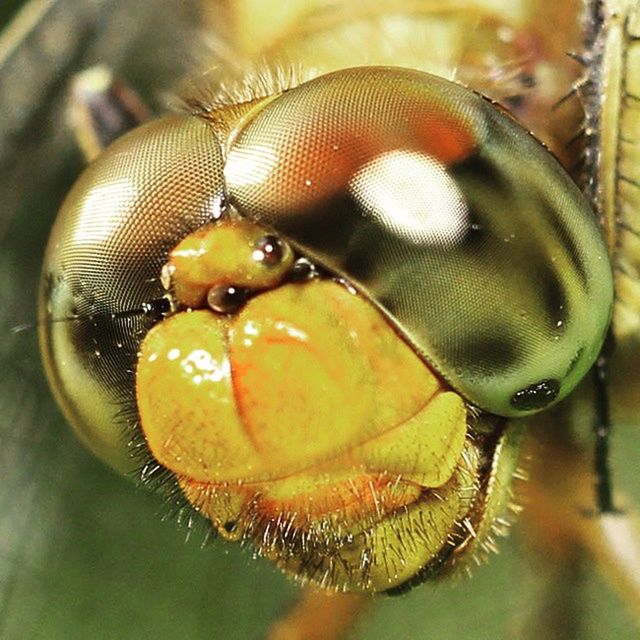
39 116 225 470
224 66 614 416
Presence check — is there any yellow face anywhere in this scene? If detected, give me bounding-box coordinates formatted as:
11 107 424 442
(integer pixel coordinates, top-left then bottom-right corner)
138 218 474 591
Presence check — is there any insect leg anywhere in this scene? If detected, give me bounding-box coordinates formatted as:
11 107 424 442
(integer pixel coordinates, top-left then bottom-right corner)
264 589 369 640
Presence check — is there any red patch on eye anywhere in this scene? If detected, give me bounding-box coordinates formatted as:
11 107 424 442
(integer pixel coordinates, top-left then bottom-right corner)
413 115 477 164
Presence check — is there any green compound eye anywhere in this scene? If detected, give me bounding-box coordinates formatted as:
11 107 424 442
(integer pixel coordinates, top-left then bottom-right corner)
224 66 614 417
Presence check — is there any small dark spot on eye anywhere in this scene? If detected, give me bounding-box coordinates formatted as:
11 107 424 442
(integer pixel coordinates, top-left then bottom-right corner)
223 521 237 534
520 73 536 88
253 234 285 266
505 94 525 110
207 286 250 314
290 257 318 282
510 379 560 411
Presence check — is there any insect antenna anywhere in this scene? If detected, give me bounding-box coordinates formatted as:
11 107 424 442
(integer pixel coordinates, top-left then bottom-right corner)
10 294 177 338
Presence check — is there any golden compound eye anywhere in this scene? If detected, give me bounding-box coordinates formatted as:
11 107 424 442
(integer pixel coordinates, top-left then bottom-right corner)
224 66 614 417
39 116 225 470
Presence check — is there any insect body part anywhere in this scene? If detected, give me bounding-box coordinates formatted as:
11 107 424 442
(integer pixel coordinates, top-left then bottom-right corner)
39 66 612 590
39 115 226 470
167 218 295 309
137 217 520 591
223 66 614 417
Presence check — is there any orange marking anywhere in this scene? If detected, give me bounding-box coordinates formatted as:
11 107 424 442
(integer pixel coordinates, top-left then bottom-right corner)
413 114 477 164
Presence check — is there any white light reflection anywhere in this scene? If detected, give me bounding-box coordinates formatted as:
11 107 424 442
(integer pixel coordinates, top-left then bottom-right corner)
72 179 137 245
224 144 279 187
180 349 230 385
350 149 470 247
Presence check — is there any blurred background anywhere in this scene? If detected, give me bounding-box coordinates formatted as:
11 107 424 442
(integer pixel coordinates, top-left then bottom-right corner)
0 1 638 639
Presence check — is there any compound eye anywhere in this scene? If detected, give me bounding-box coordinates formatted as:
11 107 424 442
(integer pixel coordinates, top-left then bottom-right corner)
225 67 614 417
39 116 225 469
